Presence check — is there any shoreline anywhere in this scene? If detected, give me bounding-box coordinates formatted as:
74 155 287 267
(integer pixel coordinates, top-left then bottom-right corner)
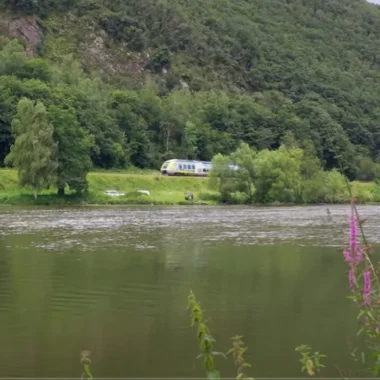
1 197 379 208
2 168 380 207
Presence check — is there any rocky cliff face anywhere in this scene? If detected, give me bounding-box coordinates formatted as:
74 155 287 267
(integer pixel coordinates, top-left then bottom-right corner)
0 12 40 56
0 10 192 91
0 11 154 81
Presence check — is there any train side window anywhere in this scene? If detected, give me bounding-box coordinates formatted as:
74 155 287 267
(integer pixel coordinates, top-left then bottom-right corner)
192 165 195 169
179 164 182 169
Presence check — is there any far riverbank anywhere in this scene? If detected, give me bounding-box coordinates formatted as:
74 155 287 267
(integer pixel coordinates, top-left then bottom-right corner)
1 168 380 206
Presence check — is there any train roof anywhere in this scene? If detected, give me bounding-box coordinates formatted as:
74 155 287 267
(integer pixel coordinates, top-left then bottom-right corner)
164 159 212 164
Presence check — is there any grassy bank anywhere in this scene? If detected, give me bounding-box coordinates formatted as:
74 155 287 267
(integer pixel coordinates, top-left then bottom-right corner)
0 168 216 205
2 168 380 206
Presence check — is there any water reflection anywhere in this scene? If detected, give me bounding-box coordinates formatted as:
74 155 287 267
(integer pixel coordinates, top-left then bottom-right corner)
0 205 375 377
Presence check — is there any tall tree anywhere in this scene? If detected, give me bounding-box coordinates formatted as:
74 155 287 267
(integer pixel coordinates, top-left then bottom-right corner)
48 105 93 196
5 97 57 199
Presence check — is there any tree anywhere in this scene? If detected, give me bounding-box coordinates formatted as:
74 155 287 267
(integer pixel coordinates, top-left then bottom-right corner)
183 121 198 159
229 143 256 201
209 153 239 202
0 38 26 76
5 98 57 199
299 139 322 180
209 143 256 202
253 146 303 203
48 105 93 196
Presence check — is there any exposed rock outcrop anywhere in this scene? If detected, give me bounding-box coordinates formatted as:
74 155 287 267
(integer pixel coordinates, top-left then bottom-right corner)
0 13 40 56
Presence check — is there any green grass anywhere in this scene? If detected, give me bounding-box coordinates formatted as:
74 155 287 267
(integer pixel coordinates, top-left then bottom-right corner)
0 168 217 205
2 168 380 206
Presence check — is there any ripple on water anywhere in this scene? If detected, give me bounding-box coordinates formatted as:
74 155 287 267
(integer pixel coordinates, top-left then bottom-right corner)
0 205 379 251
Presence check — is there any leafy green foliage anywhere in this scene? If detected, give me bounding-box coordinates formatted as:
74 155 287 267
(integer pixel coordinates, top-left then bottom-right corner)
2 0 380 181
48 105 93 195
254 146 303 203
5 97 57 198
227 336 254 380
209 141 352 204
187 291 226 379
209 143 256 203
80 350 93 380
295 344 326 377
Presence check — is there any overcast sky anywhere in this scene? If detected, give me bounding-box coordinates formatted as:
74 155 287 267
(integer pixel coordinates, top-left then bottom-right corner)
367 0 380 4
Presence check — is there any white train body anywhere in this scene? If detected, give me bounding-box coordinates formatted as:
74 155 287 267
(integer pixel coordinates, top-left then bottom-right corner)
160 159 238 176
160 159 212 176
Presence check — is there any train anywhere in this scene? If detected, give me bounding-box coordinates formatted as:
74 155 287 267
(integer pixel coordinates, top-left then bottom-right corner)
160 159 238 176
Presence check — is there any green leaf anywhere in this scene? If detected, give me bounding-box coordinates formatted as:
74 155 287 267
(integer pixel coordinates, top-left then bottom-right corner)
357 327 365 337
367 311 375 321
361 352 366 364
230 335 244 340
83 364 93 380
357 309 367 320
242 363 252 368
212 351 227 359
207 370 220 380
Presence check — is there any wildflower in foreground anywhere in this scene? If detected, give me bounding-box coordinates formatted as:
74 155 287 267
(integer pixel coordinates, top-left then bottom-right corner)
343 250 355 266
348 269 356 289
343 207 364 289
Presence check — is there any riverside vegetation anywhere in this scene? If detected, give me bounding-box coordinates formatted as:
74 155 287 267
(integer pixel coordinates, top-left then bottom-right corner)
2 0 380 200
2 138 380 205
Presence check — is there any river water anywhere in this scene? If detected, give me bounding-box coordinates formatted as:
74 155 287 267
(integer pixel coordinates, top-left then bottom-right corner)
0 204 379 378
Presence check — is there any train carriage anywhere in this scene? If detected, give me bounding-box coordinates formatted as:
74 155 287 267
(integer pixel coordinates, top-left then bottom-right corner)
160 159 212 176
160 159 238 176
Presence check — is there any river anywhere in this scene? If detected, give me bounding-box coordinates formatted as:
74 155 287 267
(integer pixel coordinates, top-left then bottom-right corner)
0 204 378 378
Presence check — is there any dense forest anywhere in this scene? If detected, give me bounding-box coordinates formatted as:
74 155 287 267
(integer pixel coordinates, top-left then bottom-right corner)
1 0 380 183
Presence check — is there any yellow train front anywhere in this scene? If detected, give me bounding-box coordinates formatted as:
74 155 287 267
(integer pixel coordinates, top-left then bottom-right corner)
160 159 212 176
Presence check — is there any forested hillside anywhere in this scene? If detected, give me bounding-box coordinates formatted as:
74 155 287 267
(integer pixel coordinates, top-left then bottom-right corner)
1 0 380 181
